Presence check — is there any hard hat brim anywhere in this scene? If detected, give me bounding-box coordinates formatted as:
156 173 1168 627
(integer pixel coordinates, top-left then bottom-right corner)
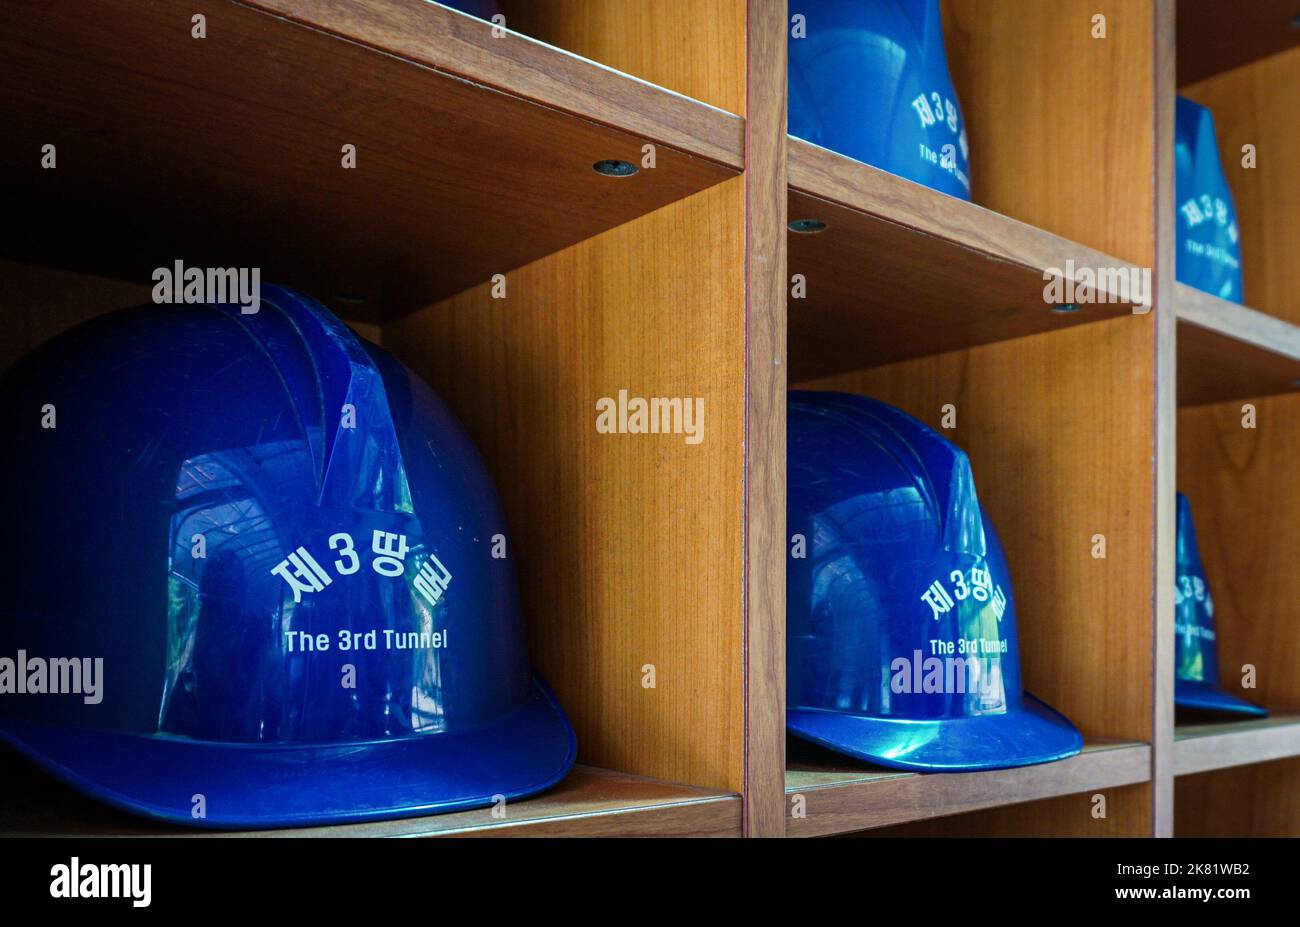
787 691 1083 772
1174 678 1268 717
0 675 576 830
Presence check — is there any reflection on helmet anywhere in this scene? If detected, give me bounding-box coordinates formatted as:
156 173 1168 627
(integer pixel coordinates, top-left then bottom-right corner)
438 0 501 22
1173 492 1266 717
0 285 575 827
789 0 972 200
1175 97 1243 303
787 391 1081 771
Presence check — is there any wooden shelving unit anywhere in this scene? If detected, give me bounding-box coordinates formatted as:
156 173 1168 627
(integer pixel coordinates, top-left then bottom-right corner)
785 0 1162 839
0 0 756 839
0 0 742 322
787 138 1144 382
1171 0 1300 836
785 741 1150 838
2 0 1298 841
1175 283 1300 406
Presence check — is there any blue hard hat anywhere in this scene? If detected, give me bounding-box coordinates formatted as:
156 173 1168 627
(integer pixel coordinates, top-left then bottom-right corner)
439 0 500 20
787 391 1082 771
789 0 971 200
0 285 576 828
1174 493 1266 716
1175 97 1244 302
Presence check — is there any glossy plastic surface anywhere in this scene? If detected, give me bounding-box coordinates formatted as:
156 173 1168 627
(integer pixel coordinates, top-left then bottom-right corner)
0 285 576 828
1174 492 1266 717
1175 97 1244 302
789 0 971 200
787 391 1081 771
438 0 500 21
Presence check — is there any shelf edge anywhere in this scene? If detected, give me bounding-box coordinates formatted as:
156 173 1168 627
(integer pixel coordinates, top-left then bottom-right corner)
1175 716 1300 776
784 742 1151 838
788 138 1148 310
1174 282 1300 363
239 0 745 169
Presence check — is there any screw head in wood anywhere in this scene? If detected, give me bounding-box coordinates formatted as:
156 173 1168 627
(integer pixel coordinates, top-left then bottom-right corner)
592 159 639 177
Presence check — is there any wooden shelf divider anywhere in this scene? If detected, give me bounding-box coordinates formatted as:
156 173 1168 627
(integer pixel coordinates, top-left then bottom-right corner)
786 138 1146 383
783 741 1150 838
1175 282 1300 406
1175 715 1300 777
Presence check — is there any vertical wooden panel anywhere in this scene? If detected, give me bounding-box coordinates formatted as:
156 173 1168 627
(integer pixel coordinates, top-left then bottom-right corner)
0 260 151 371
743 0 788 837
499 0 747 115
942 0 1156 264
1174 393 1300 836
385 180 746 791
1151 0 1177 838
1176 758 1300 836
1177 395 1300 714
1181 47 1300 322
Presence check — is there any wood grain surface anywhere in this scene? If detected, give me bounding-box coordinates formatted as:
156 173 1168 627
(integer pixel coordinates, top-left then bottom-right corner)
786 742 1150 838
1174 380 1300 837
787 140 1144 382
1169 10 1300 841
784 0 1166 829
1177 395 1300 716
499 0 746 116
942 0 1156 265
385 180 747 793
1181 47 1300 324
1176 284 1300 407
1176 0 1300 86
251 0 746 157
1175 715 1300 776
1151 0 1178 838
742 0 788 837
857 782 1151 837
1175 757 1300 836
0 0 740 323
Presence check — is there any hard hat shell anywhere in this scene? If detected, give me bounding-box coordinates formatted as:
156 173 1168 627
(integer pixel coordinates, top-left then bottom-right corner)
787 391 1082 771
439 0 500 20
789 0 972 200
1174 492 1266 716
0 285 576 828
1175 97 1244 303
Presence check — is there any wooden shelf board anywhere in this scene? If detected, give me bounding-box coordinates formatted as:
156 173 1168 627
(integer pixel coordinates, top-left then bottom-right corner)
784 740 1150 838
0 754 741 837
1174 713 1300 777
0 0 742 323
787 138 1144 382
1175 283 1300 406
